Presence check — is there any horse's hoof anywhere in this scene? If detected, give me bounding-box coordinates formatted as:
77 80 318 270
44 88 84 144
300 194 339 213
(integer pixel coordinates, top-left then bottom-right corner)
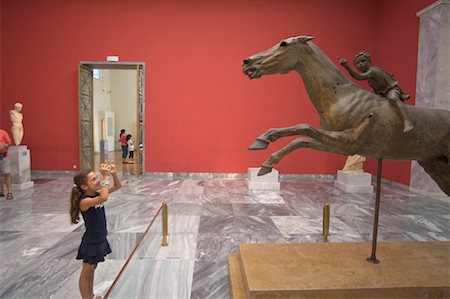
248 138 269 150
257 165 273 176
403 120 414 132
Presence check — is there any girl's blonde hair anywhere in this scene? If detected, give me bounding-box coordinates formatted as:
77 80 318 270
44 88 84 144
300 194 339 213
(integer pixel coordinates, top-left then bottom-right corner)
70 170 91 224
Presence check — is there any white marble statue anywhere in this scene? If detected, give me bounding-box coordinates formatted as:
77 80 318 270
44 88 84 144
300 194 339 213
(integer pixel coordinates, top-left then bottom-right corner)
10 102 24 146
342 154 366 172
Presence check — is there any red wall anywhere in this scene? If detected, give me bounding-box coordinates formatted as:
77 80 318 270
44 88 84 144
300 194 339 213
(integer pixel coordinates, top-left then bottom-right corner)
0 0 435 182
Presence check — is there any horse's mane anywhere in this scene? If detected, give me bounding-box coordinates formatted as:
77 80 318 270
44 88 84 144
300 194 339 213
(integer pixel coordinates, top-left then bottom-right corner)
308 42 349 82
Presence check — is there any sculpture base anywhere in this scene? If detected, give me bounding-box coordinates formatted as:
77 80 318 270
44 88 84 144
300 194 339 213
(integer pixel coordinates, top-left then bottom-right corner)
246 167 280 193
229 241 450 299
9 145 34 191
334 170 373 193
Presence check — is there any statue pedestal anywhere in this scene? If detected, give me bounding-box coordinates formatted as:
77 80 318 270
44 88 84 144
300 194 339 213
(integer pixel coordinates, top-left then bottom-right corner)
229 242 450 298
9 145 34 190
334 170 373 193
246 167 280 193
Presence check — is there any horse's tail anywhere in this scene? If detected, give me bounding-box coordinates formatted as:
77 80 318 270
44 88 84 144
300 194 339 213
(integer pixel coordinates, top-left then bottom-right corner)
418 156 450 197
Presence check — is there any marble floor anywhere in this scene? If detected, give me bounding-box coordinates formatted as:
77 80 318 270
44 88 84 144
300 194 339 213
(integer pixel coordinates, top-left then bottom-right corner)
0 173 449 299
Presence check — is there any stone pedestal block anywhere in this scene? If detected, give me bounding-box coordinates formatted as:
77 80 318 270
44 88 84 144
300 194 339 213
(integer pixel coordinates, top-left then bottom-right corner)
246 167 280 192
334 170 373 193
229 242 450 299
9 145 34 190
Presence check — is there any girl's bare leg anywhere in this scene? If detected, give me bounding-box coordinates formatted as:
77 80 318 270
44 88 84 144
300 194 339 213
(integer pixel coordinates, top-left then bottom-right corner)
79 263 94 299
90 264 97 298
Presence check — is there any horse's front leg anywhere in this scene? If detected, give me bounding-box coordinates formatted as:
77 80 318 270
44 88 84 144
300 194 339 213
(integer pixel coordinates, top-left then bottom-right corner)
300 117 375 148
249 115 375 151
249 124 316 150
258 138 349 175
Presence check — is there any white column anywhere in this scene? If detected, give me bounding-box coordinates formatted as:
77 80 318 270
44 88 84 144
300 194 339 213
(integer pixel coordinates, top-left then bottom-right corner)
410 0 450 197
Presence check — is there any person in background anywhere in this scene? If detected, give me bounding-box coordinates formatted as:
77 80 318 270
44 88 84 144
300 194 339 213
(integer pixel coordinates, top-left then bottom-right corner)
126 134 135 163
119 129 128 164
0 129 13 200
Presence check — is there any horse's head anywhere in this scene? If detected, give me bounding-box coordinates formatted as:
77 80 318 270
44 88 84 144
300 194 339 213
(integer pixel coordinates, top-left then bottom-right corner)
242 36 314 79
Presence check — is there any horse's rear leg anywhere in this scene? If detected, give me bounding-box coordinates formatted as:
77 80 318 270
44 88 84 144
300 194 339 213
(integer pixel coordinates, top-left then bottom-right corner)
418 156 450 196
258 138 348 175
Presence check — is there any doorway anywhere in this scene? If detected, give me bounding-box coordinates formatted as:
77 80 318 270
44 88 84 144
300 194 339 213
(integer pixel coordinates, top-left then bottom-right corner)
78 62 145 176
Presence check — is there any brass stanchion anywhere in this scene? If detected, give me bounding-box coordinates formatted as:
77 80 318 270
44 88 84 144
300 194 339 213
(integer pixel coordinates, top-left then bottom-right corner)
161 203 168 247
322 203 330 242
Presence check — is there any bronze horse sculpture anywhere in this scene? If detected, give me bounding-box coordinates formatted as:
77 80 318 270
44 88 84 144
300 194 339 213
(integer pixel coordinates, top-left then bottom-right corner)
242 36 450 196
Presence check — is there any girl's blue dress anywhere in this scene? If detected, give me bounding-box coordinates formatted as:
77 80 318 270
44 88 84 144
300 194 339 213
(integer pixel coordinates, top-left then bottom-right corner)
76 192 111 265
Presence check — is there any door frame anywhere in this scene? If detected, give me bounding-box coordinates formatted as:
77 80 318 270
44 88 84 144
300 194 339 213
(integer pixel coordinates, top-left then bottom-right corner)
78 61 146 175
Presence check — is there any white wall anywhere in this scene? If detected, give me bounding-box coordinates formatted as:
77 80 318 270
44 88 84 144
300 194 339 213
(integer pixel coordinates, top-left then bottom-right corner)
93 70 111 153
110 70 137 150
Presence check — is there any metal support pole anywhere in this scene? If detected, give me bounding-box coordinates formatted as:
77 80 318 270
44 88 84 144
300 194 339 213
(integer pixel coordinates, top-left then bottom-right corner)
161 203 168 247
322 203 330 242
367 159 382 264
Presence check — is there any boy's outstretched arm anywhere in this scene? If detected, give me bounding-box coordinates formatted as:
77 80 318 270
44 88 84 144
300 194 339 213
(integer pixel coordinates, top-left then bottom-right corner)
339 58 367 81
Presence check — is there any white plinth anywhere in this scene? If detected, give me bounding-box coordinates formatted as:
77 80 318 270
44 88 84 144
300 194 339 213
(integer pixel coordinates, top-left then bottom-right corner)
9 145 34 190
334 170 373 193
246 167 280 192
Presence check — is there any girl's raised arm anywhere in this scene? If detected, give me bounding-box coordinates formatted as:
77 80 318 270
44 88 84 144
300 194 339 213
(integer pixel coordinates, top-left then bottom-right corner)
107 161 122 193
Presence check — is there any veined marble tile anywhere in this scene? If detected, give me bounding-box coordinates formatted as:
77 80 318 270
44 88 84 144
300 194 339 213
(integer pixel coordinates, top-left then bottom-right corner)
106 213 158 233
0 258 80 299
39 230 84 260
122 232 198 261
271 215 322 237
202 180 251 204
31 213 82 232
198 215 281 236
271 215 353 238
383 214 448 233
152 214 200 234
0 256 31 281
232 203 297 216
191 259 230 299
0 230 22 242
178 179 205 195
195 232 286 261
0 212 56 231
155 233 198 260
106 232 144 259
331 203 373 218
248 191 285 204
1 230 70 260
170 202 234 216
201 192 251 204
404 231 450 241
106 259 195 299
50 259 126 299
105 194 159 217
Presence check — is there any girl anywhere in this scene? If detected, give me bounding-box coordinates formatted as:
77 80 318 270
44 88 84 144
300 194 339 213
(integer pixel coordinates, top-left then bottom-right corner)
126 134 135 163
70 161 122 299
119 129 128 164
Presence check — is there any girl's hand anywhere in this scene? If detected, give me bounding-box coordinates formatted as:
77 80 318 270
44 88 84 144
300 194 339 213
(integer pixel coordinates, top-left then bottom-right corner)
100 162 111 176
107 160 117 174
